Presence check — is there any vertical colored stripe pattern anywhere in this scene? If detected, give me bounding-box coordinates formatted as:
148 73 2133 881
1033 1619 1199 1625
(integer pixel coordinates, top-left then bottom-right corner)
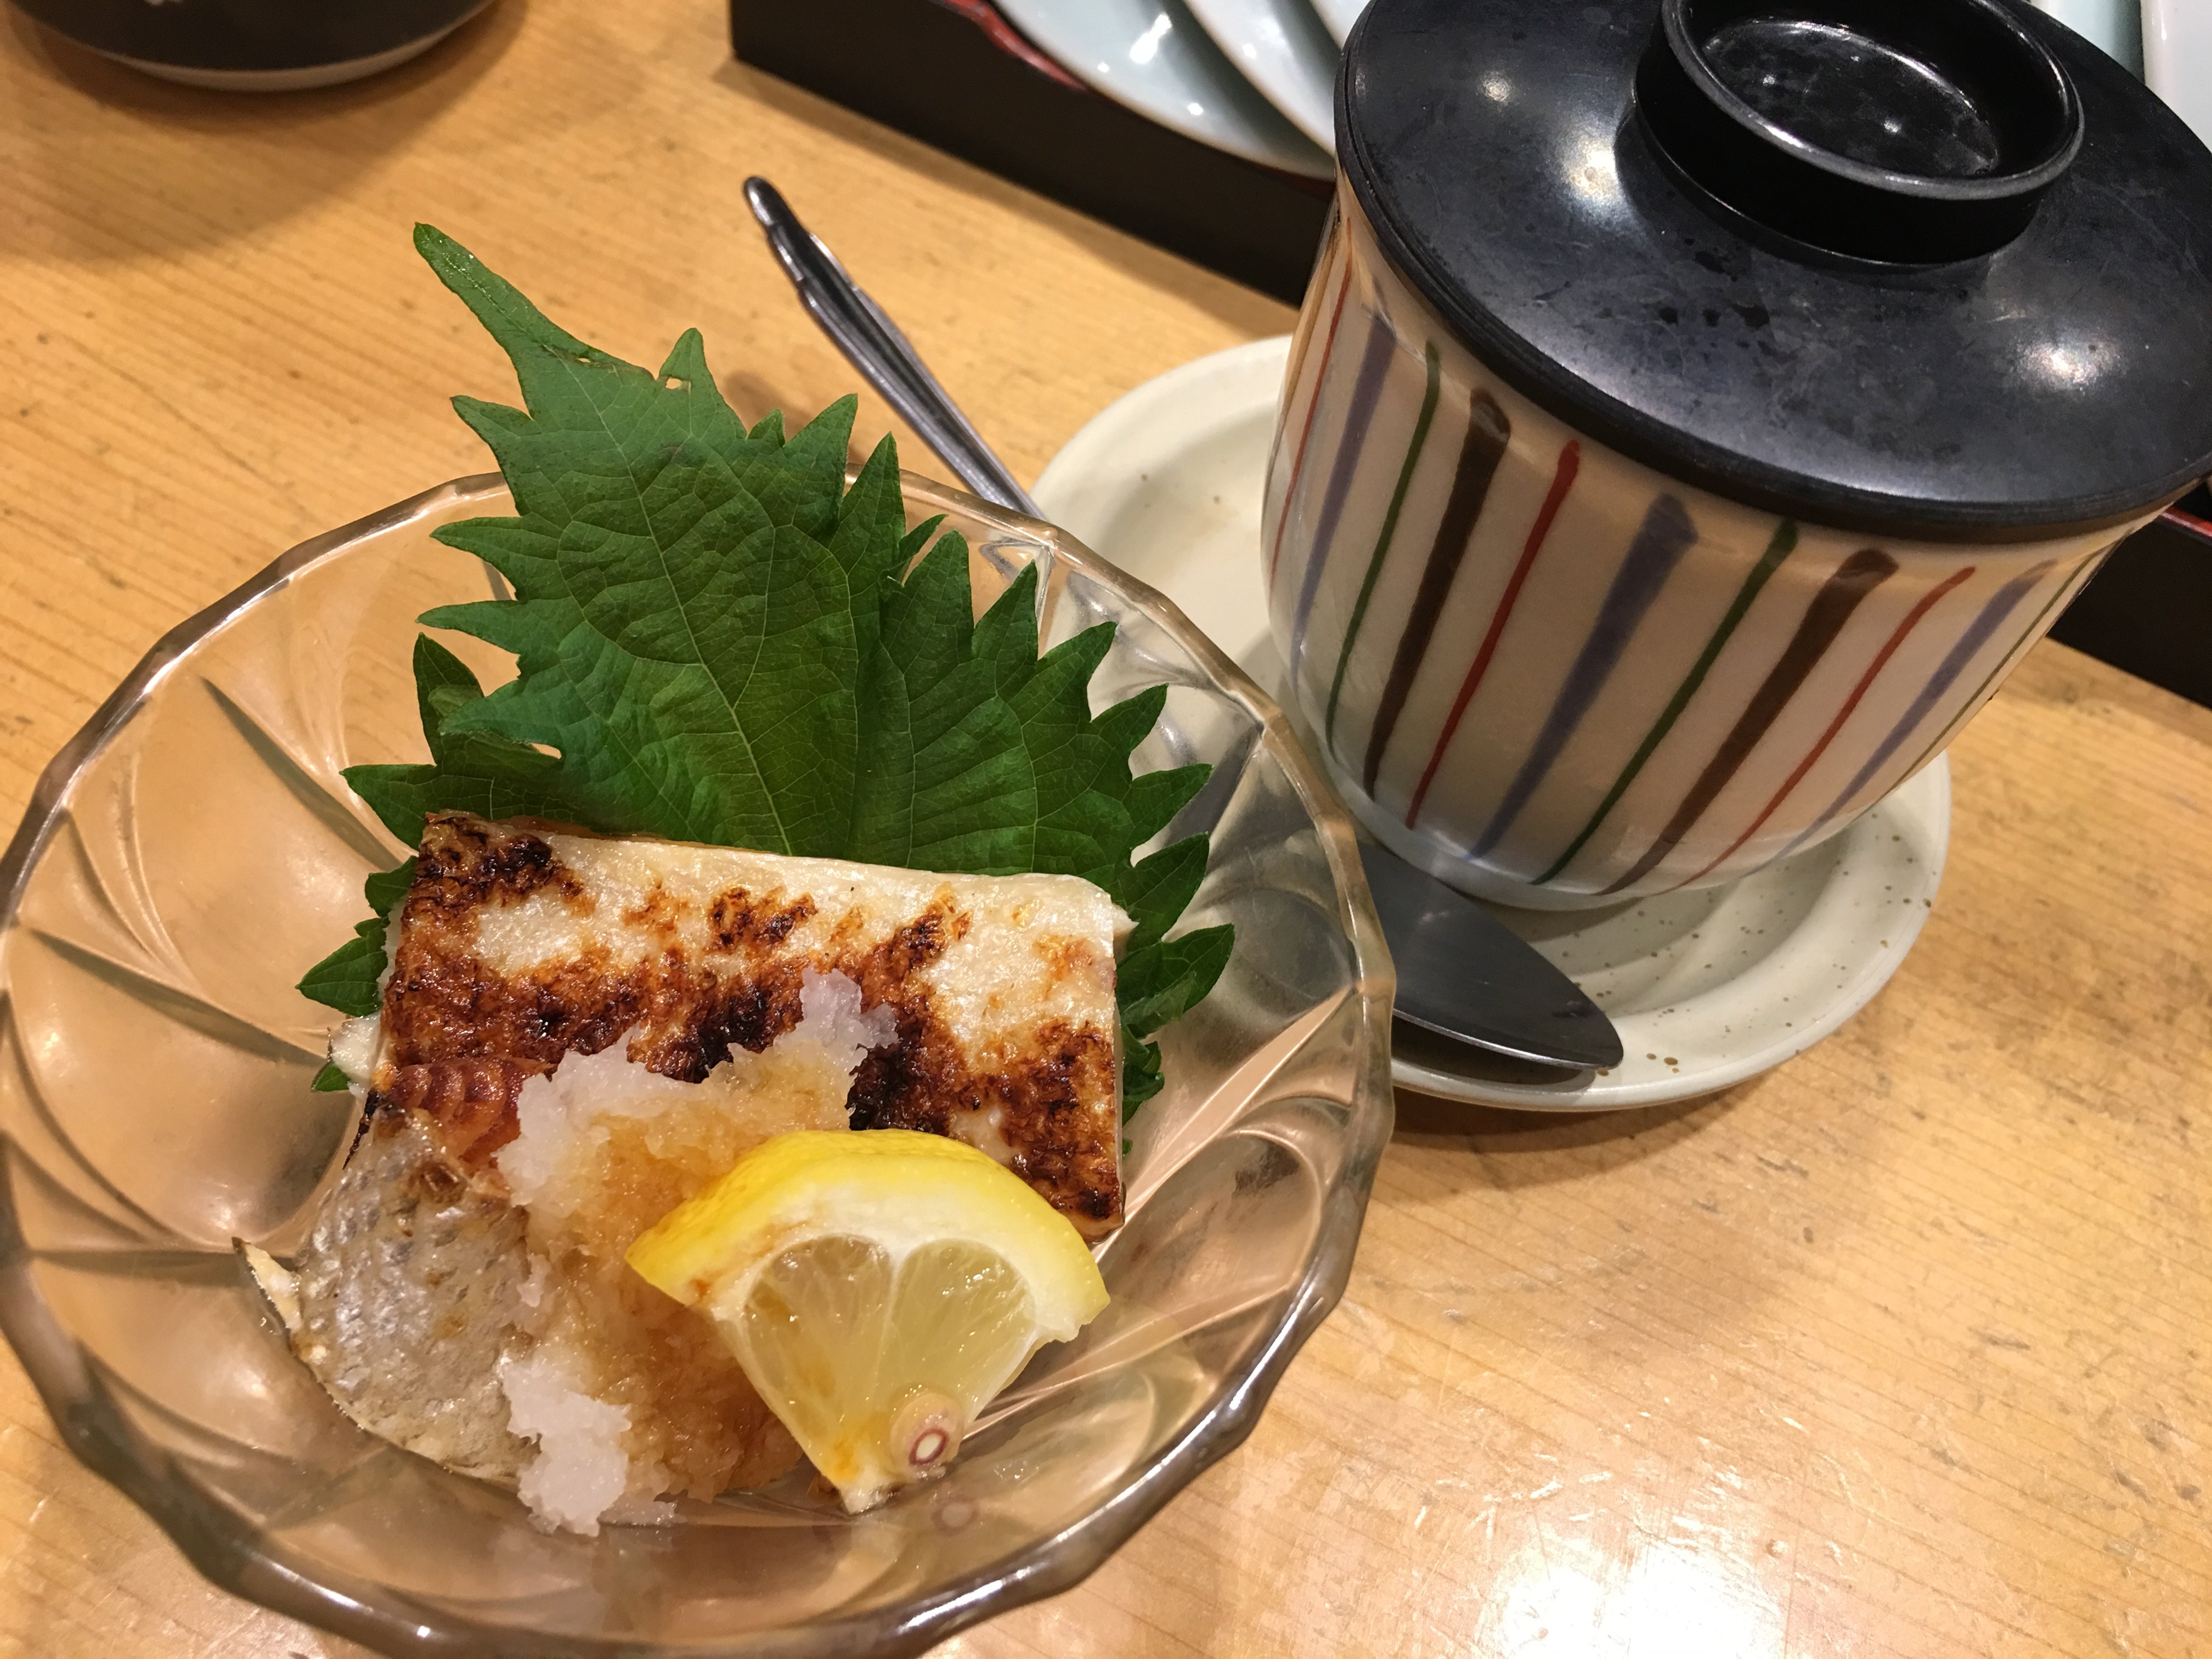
1261 199 2132 901
1267 228 1353 585
1359 389 1513 792
1471 494 1699 859
1595 546 1898 895
1886 547 2111 791
1532 519 1800 885
1285 205 1342 380
1777 560 2055 857
1324 343 1445 753
1668 563 1978 890
1289 317 1399 671
1404 441 1580 829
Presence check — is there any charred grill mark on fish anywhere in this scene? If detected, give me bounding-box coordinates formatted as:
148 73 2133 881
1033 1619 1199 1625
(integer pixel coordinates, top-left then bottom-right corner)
708 887 818 950
410 815 589 911
850 1019 1119 1224
376 814 1124 1232
370 1058 548 1171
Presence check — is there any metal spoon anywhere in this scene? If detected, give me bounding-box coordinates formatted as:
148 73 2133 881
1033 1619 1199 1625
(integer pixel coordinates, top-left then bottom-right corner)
744 178 1037 516
742 177 1624 1075
1357 844 1622 1071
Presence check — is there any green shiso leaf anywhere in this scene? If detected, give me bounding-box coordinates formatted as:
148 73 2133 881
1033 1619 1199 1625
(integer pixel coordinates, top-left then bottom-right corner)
298 858 418 1019
296 926 384 1019
297 225 1232 1114
343 637 572 841
1116 926 1237 1040
1119 1029 1165 1119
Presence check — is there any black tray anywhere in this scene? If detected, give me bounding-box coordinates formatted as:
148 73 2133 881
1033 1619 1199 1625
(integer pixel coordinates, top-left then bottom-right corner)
729 0 1332 306
2051 492 2212 709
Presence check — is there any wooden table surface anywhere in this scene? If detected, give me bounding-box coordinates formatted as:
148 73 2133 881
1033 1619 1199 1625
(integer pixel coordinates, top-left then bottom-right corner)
1 2 2206 1654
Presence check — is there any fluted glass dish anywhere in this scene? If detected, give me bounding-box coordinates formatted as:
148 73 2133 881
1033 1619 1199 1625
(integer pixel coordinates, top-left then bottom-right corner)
0 475 1392 1657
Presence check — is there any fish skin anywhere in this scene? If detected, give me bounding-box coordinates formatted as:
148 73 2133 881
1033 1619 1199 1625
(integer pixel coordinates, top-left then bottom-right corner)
264 1112 534 1481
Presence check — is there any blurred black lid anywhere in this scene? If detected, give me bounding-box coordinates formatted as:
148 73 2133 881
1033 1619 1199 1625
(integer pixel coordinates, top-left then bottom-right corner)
1338 0 2212 540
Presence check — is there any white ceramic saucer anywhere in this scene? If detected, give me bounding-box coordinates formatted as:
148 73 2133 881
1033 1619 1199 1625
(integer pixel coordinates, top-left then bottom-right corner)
1034 337 1952 1110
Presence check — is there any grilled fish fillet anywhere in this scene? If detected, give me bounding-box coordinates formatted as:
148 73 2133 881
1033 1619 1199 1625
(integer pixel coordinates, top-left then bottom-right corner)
353 812 1127 1236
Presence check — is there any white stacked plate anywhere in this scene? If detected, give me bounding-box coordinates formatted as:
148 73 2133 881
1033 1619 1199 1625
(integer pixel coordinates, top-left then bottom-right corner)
992 0 1344 174
991 1 2209 180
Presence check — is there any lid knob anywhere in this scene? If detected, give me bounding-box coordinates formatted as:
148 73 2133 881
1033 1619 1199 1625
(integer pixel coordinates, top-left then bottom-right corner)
1634 0 2084 262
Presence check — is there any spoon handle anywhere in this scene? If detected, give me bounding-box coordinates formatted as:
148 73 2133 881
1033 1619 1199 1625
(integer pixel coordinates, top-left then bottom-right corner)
743 177 1042 519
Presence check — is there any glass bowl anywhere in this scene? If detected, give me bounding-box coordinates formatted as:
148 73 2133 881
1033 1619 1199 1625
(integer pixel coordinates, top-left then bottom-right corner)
0 474 1393 1656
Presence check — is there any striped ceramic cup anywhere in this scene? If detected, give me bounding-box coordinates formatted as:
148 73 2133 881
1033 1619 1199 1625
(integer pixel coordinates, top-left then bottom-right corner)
1264 196 2139 909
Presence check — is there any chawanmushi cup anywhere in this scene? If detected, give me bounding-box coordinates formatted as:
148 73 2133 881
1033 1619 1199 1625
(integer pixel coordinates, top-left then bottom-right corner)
1266 0 2212 908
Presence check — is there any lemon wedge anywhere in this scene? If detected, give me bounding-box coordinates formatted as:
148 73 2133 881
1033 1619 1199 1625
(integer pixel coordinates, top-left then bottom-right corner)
626 1129 1109 1511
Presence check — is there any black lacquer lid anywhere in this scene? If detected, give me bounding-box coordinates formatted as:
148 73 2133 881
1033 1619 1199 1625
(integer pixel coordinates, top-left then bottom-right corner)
1338 0 2212 539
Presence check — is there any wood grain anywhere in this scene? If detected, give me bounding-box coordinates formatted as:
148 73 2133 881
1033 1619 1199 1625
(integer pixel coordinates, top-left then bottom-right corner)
0 1 2204 1654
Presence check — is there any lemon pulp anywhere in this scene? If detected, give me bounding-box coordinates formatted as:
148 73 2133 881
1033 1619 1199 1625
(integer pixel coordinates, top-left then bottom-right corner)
627 1130 1108 1510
